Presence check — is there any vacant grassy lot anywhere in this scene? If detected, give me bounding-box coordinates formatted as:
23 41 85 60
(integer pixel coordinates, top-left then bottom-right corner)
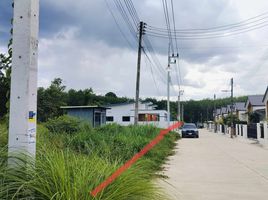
0 116 179 199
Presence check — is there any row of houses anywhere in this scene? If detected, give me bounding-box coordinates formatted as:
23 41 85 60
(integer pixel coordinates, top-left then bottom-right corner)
214 86 268 123
61 101 171 128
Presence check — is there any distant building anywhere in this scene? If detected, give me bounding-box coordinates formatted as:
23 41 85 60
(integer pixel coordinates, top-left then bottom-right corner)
234 102 247 121
221 107 228 118
61 106 110 127
105 101 169 128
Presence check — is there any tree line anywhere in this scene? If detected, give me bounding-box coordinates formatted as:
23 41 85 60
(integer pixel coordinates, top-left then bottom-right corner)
0 66 247 123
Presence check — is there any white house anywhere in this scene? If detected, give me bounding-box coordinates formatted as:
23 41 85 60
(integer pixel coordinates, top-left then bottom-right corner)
106 101 169 128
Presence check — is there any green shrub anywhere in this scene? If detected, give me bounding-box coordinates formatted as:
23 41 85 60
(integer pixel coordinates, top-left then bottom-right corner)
45 115 82 134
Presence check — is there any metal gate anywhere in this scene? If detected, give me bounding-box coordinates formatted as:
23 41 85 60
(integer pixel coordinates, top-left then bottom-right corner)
260 123 264 139
247 123 257 139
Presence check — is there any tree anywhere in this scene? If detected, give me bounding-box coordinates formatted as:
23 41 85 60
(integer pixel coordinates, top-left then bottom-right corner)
223 114 240 126
105 92 117 98
0 54 11 118
37 78 67 122
248 112 261 123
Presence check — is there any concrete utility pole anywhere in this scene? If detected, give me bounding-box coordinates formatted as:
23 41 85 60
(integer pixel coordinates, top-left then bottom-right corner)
134 21 145 125
8 0 39 161
166 53 178 126
167 63 171 126
181 103 184 121
214 94 217 133
177 90 184 121
230 78 234 138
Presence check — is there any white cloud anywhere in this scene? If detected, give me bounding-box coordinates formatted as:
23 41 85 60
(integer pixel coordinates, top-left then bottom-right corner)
2 0 268 101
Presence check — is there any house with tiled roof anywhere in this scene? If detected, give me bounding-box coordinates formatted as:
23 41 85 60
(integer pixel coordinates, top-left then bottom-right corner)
245 95 265 122
234 102 247 122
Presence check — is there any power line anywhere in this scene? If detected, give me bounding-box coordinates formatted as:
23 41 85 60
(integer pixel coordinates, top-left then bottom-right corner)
104 0 136 49
124 0 139 27
124 0 140 25
162 0 174 54
143 36 167 80
170 0 178 53
142 49 161 96
147 19 268 36
113 0 138 40
170 0 182 90
147 11 268 32
146 22 268 39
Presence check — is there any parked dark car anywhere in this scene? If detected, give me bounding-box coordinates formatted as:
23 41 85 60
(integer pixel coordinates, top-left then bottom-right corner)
181 123 199 138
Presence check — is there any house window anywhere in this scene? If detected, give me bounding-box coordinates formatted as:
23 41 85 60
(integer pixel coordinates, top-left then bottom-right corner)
106 116 114 122
122 116 130 122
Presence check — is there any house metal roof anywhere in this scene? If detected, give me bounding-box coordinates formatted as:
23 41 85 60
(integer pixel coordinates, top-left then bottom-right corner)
105 101 154 107
234 102 246 111
246 95 265 107
60 106 110 109
221 107 228 114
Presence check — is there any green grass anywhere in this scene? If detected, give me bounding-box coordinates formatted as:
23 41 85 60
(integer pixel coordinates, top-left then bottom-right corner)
0 118 179 200
0 122 7 149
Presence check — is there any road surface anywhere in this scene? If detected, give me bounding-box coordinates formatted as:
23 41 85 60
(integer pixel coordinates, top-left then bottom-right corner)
159 129 268 200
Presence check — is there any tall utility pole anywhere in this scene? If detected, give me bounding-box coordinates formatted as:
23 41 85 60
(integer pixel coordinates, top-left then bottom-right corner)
167 63 171 126
166 53 179 126
214 94 217 133
8 0 39 161
230 78 234 138
177 90 184 121
181 103 184 121
134 21 145 125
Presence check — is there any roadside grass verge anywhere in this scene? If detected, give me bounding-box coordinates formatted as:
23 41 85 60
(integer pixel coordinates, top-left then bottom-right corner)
0 117 179 199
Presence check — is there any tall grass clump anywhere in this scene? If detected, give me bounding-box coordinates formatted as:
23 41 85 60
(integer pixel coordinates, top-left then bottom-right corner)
0 118 179 199
0 147 165 200
0 122 7 148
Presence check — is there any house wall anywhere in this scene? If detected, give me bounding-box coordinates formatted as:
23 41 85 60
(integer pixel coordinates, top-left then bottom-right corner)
252 105 266 112
264 95 268 119
238 110 247 121
106 103 168 127
67 109 94 125
266 101 268 119
106 104 134 125
66 108 107 127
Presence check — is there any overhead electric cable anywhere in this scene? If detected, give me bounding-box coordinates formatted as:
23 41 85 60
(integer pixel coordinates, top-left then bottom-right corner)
147 11 268 32
146 23 268 39
104 0 135 49
113 0 138 40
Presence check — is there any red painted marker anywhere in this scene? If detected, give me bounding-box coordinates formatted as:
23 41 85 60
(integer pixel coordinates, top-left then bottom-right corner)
90 122 183 197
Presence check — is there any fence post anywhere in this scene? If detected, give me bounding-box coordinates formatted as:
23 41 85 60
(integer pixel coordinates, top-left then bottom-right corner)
257 123 261 141
264 122 268 144
243 125 247 139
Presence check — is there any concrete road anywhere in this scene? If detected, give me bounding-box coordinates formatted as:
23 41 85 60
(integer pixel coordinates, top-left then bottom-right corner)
159 129 268 200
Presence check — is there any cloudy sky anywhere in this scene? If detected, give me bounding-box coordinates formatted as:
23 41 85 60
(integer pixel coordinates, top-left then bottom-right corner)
0 0 268 101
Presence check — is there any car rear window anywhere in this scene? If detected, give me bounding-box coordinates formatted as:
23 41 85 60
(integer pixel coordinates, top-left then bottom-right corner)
183 124 196 129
